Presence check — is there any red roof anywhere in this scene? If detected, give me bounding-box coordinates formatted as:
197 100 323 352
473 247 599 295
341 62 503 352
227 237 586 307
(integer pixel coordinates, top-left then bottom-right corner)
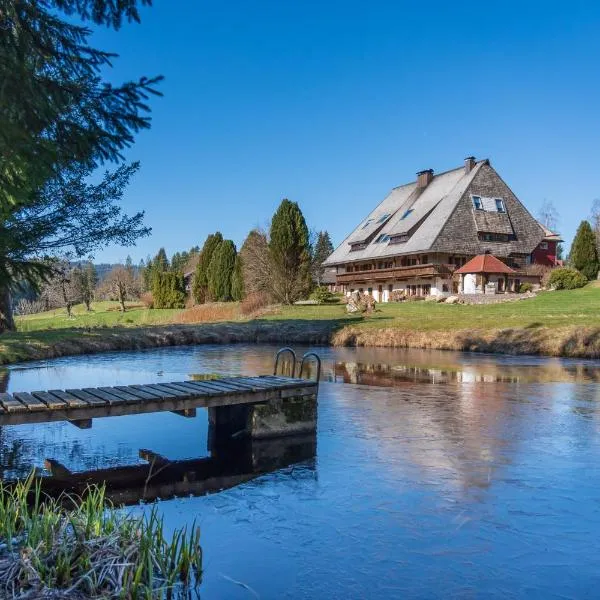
455 254 515 275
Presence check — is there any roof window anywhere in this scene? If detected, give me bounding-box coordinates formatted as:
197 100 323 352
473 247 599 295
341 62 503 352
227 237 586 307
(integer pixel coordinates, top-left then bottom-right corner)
400 209 414 220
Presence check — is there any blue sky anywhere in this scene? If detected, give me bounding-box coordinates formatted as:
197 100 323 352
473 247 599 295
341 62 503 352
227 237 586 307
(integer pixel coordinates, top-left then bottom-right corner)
90 0 600 263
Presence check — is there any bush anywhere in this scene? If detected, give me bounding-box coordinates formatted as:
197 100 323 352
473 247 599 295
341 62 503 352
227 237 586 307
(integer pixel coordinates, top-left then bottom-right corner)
152 271 186 309
519 282 534 293
240 292 271 315
310 286 334 304
547 267 588 290
140 291 154 309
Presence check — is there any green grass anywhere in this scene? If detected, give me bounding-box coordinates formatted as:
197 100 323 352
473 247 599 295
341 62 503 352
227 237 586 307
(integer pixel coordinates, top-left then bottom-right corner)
17 301 184 332
272 284 600 331
3 286 600 365
0 474 201 598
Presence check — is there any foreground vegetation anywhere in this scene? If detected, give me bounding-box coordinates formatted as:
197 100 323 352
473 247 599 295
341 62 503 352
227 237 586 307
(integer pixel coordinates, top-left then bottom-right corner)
2 285 600 363
0 475 201 599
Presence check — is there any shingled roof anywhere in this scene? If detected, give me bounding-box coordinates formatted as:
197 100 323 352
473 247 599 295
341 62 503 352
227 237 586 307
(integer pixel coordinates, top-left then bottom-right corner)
454 254 515 275
324 158 546 266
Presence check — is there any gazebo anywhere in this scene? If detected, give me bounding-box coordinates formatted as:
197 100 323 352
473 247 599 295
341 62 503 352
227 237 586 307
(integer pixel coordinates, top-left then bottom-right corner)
455 254 516 294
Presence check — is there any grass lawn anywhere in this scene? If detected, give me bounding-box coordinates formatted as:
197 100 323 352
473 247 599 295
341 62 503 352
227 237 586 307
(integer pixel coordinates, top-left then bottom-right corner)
2 285 599 365
273 285 600 331
16 301 184 332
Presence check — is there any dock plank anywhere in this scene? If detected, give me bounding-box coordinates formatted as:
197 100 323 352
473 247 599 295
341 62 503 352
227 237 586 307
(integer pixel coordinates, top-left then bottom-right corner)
184 380 240 394
65 389 107 407
82 388 125 405
13 392 50 412
130 384 170 399
98 387 140 403
149 383 192 398
116 386 159 401
0 393 27 413
32 391 68 410
48 390 90 409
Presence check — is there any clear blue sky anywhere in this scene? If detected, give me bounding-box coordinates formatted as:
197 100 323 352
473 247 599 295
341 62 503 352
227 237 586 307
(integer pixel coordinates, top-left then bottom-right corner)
90 0 600 263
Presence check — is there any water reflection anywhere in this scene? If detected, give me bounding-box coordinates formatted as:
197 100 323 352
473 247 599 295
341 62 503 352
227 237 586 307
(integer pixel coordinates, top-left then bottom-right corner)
37 435 316 505
2 346 600 597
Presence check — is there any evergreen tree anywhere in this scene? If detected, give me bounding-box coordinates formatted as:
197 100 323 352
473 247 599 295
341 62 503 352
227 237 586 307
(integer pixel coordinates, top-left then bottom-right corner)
312 230 334 285
269 199 312 304
570 220 599 280
0 1 160 331
208 240 237 302
231 254 244 301
192 232 223 303
152 271 186 309
153 248 169 273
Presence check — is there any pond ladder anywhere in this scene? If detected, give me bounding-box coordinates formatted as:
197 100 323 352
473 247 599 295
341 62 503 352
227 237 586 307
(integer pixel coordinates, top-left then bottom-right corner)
273 348 321 383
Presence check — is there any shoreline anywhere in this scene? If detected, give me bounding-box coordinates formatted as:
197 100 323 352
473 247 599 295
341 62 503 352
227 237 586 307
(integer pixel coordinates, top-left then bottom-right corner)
2 320 600 366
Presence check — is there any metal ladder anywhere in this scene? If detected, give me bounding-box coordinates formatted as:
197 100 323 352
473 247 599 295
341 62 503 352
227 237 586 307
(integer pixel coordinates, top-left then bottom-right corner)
273 347 321 382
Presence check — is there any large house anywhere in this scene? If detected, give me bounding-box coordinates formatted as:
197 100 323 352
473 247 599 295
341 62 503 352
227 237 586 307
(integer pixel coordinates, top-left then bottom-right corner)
323 157 561 301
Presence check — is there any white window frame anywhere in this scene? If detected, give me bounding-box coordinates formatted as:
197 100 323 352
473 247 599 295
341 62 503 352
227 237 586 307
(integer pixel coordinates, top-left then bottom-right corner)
495 198 506 213
472 195 483 210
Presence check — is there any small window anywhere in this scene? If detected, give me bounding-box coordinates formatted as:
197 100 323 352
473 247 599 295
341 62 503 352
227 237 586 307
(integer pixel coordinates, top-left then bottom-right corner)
472 196 483 210
377 213 391 224
421 255 429 264
400 209 413 220
540 241 549 250
361 219 373 230
495 198 505 213
374 234 390 244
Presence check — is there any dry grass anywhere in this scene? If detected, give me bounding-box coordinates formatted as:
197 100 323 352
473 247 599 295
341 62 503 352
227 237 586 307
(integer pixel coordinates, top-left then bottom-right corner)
173 302 241 324
332 324 600 358
240 292 272 316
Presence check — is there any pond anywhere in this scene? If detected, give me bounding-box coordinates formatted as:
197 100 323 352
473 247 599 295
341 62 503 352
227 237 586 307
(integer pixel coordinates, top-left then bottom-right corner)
2 344 600 598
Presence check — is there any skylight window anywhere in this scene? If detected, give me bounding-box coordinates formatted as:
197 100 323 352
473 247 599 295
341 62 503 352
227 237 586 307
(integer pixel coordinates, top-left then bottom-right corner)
374 234 390 243
400 209 413 220
361 219 373 229
377 213 391 224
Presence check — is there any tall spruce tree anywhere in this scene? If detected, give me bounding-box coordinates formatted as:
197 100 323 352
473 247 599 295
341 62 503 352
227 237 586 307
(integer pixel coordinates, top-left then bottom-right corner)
570 220 599 280
269 199 312 304
192 232 223 303
312 231 334 285
152 271 186 309
207 240 237 302
0 0 160 331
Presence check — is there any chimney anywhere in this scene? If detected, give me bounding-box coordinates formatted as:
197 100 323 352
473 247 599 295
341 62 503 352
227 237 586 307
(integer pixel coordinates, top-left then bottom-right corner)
416 169 434 189
464 156 476 173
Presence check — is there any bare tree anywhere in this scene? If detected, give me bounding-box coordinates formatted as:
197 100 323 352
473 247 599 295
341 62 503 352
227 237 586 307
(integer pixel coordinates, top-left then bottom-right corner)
102 265 138 312
538 199 559 231
591 199 600 253
239 228 272 297
40 261 82 317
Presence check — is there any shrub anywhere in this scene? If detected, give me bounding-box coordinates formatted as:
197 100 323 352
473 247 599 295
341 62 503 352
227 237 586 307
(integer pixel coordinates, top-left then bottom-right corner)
241 291 271 315
547 267 588 290
310 286 334 304
152 271 186 308
519 282 534 293
140 291 154 308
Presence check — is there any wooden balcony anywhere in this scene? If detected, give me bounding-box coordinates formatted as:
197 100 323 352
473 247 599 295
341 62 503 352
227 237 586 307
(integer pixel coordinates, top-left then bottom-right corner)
337 263 456 284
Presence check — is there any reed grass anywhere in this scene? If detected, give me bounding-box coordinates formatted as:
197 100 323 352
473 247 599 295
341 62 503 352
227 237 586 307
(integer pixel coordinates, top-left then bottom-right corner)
0 474 202 599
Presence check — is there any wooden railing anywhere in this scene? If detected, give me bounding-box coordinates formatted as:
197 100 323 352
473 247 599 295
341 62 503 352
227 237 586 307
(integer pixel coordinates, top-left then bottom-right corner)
337 263 456 283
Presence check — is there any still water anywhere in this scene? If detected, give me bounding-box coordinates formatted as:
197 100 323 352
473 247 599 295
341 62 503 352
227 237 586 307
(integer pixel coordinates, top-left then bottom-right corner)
2 345 600 598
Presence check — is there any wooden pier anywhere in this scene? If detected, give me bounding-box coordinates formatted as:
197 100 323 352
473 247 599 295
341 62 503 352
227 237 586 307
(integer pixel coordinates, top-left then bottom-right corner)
0 375 318 427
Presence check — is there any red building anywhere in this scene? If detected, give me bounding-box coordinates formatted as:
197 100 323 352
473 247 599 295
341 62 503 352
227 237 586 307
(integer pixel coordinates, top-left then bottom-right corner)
531 225 563 267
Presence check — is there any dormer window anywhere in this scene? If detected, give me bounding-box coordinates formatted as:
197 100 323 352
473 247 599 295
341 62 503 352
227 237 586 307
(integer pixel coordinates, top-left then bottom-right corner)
374 234 390 243
495 199 505 213
472 196 483 210
377 213 391 224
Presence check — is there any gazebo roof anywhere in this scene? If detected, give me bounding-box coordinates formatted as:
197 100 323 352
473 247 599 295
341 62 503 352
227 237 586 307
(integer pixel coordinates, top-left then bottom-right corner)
455 254 516 275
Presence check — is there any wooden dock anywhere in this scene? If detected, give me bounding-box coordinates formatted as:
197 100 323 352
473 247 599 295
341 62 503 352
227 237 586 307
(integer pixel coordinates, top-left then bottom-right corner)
0 375 318 426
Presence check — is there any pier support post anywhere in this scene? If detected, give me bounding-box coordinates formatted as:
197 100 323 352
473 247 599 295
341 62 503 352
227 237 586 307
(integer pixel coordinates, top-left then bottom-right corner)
208 393 317 445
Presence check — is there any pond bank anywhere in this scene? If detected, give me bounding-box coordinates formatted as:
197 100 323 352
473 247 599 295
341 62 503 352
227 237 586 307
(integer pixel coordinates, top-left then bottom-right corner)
2 319 600 365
